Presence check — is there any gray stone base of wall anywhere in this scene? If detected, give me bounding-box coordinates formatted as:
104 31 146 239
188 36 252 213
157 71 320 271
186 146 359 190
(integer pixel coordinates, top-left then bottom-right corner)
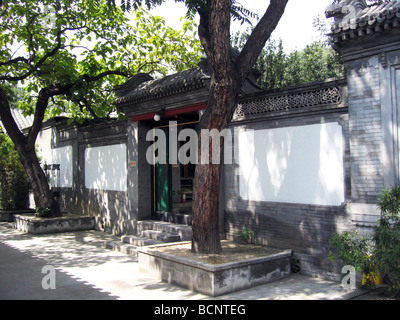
14 214 95 234
223 203 351 282
293 252 343 282
137 242 292 297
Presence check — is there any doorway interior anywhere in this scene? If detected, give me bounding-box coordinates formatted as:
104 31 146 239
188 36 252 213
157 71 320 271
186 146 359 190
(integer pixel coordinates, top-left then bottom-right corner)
151 119 199 222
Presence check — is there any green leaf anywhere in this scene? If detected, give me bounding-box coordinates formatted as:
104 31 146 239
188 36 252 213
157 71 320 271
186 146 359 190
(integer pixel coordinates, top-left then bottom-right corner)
1 0 202 124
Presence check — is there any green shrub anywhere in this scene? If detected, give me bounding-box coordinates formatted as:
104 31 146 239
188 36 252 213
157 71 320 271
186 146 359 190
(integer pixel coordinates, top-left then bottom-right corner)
329 229 373 275
35 206 51 218
374 186 400 292
236 227 257 244
0 133 30 211
329 186 400 293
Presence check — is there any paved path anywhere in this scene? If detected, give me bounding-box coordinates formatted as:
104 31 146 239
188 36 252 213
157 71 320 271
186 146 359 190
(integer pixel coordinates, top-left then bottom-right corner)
0 222 365 301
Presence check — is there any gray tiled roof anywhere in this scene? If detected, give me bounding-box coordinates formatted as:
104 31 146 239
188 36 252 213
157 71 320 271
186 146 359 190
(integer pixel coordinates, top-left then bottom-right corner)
114 67 210 107
0 108 34 133
113 49 262 111
326 0 400 42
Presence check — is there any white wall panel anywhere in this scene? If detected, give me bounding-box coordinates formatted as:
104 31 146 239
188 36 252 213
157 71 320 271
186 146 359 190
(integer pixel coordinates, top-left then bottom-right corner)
238 123 345 206
85 144 127 191
51 146 73 188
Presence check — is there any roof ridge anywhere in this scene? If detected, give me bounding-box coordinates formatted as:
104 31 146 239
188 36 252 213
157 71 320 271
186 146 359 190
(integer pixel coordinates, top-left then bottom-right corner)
326 0 400 43
114 67 210 106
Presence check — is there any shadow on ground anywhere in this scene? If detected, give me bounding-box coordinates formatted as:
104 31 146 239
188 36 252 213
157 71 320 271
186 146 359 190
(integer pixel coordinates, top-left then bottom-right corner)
0 240 118 300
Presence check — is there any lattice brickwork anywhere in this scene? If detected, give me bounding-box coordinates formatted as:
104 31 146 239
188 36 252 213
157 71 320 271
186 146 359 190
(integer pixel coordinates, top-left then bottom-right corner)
234 86 342 119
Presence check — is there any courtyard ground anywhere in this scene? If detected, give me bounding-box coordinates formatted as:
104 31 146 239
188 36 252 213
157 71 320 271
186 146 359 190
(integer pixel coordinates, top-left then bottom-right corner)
0 221 387 302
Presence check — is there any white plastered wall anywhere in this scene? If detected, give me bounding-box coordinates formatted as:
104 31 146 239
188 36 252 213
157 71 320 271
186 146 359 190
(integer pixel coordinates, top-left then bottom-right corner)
238 122 345 206
84 143 127 192
36 128 73 188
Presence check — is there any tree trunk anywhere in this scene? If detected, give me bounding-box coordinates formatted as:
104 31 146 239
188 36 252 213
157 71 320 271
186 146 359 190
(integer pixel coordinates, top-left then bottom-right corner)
191 0 288 254
191 80 239 254
191 37 240 252
17 144 61 216
0 88 61 217
191 0 236 253
192 163 223 253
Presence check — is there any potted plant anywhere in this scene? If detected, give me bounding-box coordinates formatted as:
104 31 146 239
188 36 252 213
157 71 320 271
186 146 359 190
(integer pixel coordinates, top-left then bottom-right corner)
329 229 375 288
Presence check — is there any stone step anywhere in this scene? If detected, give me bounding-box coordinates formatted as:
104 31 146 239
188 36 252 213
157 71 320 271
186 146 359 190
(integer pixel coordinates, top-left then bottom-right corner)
104 221 192 256
103 235 166 257
137 220 192 241
153 212 192 226
121 235 160 247
141 230 181 243
103 240 138 256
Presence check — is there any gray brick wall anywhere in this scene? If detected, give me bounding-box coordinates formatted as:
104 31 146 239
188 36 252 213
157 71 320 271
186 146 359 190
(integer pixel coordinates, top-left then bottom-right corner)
347 56 384 204
224 81 351 280
51 119 137 235
127 121 152 223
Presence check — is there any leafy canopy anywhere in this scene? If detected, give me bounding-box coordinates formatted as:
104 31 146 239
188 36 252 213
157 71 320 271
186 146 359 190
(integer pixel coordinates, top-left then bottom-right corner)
110 0 258 25
232 15 346 91
0 0 202 123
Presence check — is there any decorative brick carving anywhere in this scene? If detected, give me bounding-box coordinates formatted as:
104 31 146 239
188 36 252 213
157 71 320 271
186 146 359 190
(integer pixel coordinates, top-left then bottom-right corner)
234 86 342 119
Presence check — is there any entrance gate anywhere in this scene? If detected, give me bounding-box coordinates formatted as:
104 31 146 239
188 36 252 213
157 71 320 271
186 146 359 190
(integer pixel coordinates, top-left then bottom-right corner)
154 126 172 212
153 121 198 217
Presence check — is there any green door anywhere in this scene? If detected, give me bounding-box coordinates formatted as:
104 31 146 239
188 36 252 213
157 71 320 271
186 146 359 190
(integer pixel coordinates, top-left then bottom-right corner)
155 127 172 212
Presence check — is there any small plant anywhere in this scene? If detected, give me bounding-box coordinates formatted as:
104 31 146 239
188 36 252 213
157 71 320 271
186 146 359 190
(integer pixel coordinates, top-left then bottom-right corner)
236 227 257 244
35 207 51 218
328 230 373 273
329 186 400 293
328 229 376 287
374 186 400 293
291 258 300 273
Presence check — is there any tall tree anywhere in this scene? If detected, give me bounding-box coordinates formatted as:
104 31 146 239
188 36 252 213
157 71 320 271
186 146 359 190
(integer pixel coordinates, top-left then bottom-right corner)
193 0 287 254
119 0 288 253
0 0 201 217
232 15 346 91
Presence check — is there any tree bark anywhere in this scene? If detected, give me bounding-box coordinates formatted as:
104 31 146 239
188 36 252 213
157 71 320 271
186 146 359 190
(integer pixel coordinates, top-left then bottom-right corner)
192 0 239 254
17 142 61 216
191 0 288 254
192 79 239 254
0 87 61 217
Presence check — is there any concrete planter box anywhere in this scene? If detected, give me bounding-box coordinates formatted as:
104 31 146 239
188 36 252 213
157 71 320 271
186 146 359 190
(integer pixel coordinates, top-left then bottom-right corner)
138 242 292 297
14 213 95 234
0 209 36 222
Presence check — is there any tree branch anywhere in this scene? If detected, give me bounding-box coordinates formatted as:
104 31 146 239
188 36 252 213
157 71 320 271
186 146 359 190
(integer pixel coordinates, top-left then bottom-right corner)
80 70 130 83
0 25 88 82
26 83 74 146
0 87 28 147
236 0 288 83
0 40 63 81
195 0 214 60
0 57 30 67
25 69 130 144
198 10 213 59
25 13 40 65
72 95 99 119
